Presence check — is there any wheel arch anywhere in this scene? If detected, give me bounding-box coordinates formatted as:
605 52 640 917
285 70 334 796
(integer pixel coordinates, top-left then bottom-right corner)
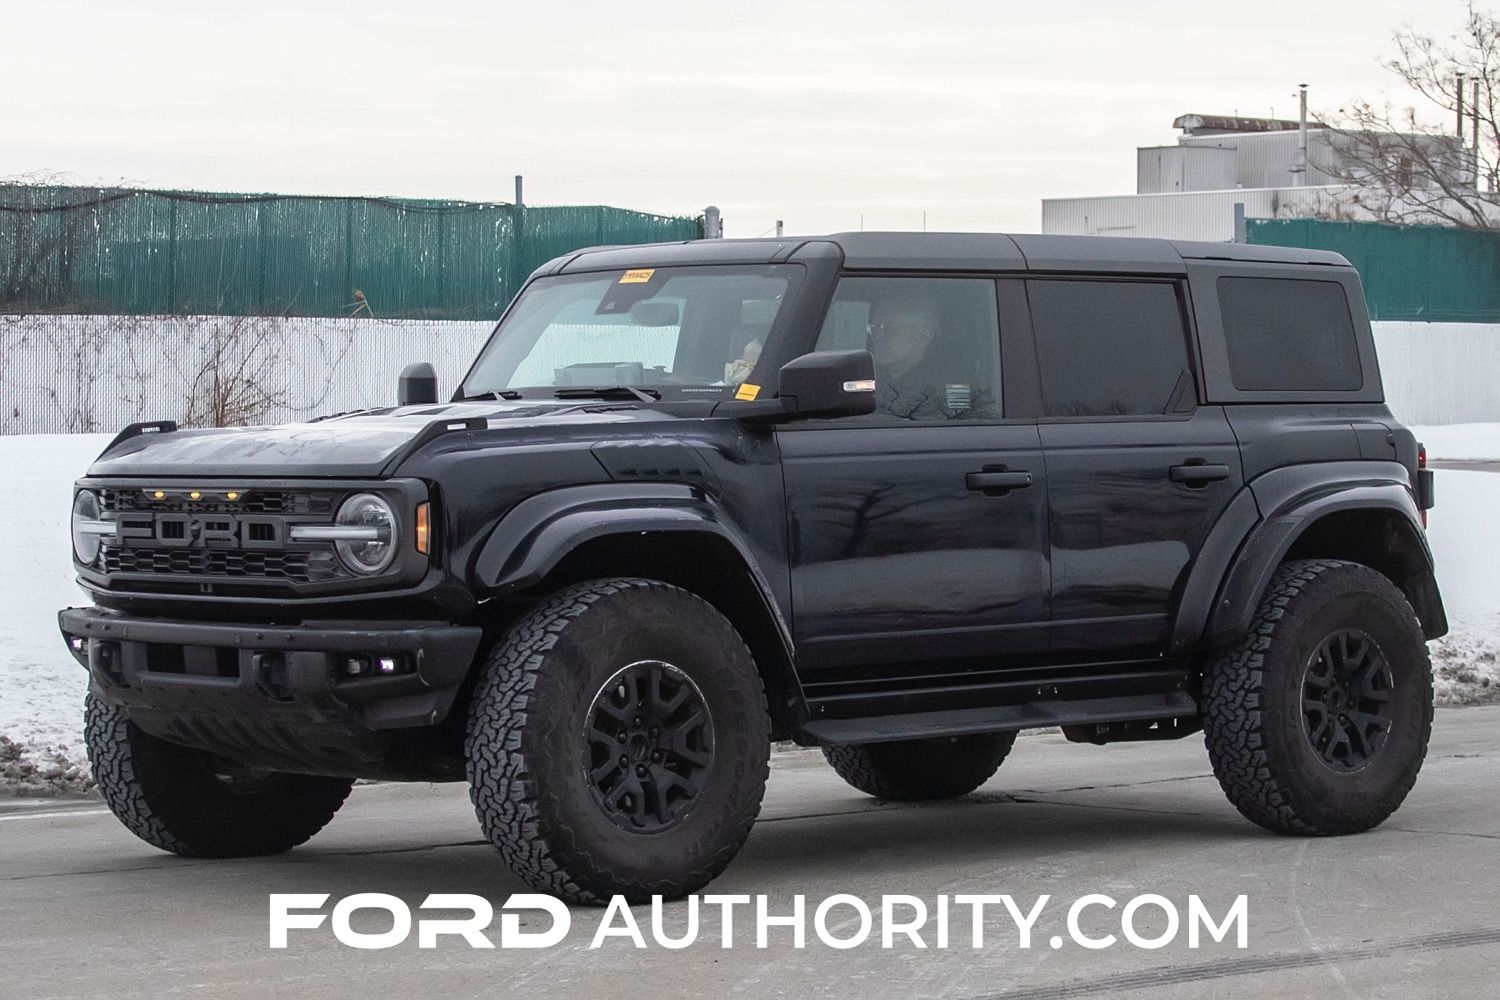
470 485 806 739
1196 463 1447 650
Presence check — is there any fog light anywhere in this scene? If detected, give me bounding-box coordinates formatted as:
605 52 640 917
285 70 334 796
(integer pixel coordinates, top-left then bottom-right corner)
377 656 400 674
344 655 371 677
69 636 85 652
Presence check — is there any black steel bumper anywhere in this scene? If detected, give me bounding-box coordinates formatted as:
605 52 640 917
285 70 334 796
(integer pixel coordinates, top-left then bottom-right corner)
58 607 484 777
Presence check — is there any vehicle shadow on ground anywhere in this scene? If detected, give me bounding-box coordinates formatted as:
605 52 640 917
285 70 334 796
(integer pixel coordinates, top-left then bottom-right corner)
151 787 1259 911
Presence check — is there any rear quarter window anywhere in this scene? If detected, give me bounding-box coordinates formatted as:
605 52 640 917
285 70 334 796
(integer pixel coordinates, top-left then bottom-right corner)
1217 276 1363 391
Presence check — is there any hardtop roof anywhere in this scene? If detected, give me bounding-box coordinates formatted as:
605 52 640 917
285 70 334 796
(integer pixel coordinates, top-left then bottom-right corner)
539 231 1350 278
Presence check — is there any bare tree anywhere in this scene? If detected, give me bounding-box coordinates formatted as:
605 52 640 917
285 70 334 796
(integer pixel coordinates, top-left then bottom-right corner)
1330 3 1500 228
177 314 292 428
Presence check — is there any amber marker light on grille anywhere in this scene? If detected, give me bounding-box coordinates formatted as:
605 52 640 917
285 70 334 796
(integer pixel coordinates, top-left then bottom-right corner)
415 502 430 555
225 491 240 501
189 490 202 500
152 490 166 500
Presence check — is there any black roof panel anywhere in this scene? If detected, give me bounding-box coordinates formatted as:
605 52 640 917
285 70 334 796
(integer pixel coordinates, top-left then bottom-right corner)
539 232 1353 276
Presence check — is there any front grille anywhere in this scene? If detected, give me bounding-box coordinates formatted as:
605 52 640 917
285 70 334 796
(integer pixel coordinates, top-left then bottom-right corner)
99 487 339 516
102 545 318 582
80 478 419 597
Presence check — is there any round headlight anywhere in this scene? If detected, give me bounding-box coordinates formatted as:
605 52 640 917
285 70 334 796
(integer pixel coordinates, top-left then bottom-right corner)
71 491 104 566
334 493 397 575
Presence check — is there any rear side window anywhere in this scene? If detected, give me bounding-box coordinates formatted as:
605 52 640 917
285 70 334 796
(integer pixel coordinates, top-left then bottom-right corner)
1217 277 1363 391
1028 279 1193 417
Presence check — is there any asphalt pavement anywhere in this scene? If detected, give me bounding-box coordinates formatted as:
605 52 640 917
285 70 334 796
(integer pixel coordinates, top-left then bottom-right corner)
4 707 1498 1000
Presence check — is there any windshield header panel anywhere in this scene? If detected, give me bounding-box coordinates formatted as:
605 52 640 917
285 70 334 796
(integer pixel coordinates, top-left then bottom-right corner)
460 264 806 402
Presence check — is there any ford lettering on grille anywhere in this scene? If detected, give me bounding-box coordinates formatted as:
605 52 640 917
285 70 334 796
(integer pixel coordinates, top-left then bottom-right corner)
118 512 286 548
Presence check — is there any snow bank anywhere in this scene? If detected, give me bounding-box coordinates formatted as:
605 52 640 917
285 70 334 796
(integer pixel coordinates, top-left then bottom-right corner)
1424 470 1500 703
1411 423 1500 461
1 434 1496 795
0 434 109 793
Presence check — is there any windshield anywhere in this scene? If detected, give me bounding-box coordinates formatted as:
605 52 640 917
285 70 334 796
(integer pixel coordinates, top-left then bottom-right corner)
460 264 801 399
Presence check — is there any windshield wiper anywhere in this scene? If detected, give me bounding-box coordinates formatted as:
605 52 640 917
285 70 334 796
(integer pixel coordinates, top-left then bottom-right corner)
553 386 661 402
456 389 522 401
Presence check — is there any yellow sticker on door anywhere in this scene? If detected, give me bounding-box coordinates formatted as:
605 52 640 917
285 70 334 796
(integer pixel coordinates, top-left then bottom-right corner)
618 269 656 284
735 383 761 401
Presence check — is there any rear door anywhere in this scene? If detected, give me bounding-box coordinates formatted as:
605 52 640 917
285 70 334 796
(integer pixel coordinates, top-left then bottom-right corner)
777 275 1050 676
1024 276 1244 657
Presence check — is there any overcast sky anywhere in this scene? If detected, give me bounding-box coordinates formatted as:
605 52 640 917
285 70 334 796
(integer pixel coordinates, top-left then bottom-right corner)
0 1 1463 237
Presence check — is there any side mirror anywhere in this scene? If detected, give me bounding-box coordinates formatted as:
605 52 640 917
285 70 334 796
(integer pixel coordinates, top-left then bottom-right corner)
776 349 878 419
398 362 438 406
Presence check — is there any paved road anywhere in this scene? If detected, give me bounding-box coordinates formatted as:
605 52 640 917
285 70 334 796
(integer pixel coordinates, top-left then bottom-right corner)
5 707 1498 1000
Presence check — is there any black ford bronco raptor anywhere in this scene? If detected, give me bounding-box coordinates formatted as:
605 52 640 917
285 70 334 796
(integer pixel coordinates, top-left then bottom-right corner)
61 232 1444 903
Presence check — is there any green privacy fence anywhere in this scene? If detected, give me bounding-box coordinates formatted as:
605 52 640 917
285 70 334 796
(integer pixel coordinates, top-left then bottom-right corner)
1245 218 1500 323
0 186 702 320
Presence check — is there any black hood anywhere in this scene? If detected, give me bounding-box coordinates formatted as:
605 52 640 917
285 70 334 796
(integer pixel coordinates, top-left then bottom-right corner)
85 401 663 478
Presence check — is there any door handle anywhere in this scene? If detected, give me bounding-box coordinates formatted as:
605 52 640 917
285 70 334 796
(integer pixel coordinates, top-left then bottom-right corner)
1169 463 1230 486
966 470 1033 495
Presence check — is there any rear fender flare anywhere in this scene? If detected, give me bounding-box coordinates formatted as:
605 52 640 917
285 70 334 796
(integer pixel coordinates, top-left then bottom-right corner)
1198 462 1439 648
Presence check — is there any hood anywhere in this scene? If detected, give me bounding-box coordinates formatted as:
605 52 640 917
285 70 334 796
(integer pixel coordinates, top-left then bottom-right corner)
85 401 661 479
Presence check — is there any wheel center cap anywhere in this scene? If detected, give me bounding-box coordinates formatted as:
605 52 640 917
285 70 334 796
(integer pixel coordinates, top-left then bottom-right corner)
628 734 652 763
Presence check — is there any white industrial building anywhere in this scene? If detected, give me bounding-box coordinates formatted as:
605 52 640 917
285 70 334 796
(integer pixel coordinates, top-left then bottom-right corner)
1041 110 1464 241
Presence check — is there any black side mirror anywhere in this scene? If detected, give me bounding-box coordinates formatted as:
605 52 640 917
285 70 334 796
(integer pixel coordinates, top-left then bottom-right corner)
777 349 878 419
398 362 438 406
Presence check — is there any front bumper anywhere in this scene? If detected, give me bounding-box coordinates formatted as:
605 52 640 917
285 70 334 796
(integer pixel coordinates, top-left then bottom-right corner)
59 607 484 777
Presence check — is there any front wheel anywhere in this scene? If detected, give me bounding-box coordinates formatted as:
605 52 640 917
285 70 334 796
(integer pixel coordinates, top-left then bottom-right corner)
85 694 354 857
465 578 771 904
1202 559 1433 836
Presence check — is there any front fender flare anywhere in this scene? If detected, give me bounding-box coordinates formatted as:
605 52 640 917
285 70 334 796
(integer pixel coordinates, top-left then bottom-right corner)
472 483 759 593
470 483 805 732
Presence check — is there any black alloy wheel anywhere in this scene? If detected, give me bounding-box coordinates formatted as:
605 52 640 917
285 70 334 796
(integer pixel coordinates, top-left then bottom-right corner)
584 660 715 833
1301 628 1395 773
465 577 771 902
1202 559 1433 836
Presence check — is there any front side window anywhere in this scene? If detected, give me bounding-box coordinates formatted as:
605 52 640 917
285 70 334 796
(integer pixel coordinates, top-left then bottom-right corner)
461 265 798 399
1028 279 1193 417
814 276 1002 421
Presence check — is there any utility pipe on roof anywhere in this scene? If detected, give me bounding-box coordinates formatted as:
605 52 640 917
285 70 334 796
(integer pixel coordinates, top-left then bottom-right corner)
1296 84 1308 187
1458 73 1466 137
1473 80 1481 190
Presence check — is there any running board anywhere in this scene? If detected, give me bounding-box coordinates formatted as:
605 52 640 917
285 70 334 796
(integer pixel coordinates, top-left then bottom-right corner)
793 692 1199 747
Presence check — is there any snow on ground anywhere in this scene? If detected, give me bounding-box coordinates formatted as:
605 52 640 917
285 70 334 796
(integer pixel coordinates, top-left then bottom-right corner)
1424 470 1500 704
0 434 110 794
1411 423 1500 461
0 431 1497 795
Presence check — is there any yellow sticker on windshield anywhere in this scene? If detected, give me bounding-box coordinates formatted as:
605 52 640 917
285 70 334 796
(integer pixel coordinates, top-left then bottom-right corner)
619 268 656 284
735 383 761 401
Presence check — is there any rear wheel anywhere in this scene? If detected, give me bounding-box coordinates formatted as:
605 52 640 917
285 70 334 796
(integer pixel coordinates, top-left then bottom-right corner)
823 733 1017 801
85 694 353 857
1202 559 1433 835
465 578 771 904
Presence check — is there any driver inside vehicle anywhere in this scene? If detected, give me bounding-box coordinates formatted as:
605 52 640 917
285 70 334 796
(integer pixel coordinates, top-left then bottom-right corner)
867 292 960 419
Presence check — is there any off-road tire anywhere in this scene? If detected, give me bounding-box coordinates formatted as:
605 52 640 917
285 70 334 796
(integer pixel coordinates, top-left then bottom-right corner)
1202 559 1433 836
822 733 1017 800
84 693 354 857
465 577 771 904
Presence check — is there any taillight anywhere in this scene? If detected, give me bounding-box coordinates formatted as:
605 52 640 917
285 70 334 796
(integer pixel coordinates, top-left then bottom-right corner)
1417 444 1429 529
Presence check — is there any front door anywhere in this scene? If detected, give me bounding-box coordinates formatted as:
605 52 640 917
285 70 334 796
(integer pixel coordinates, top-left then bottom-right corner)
778 275 1050 676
